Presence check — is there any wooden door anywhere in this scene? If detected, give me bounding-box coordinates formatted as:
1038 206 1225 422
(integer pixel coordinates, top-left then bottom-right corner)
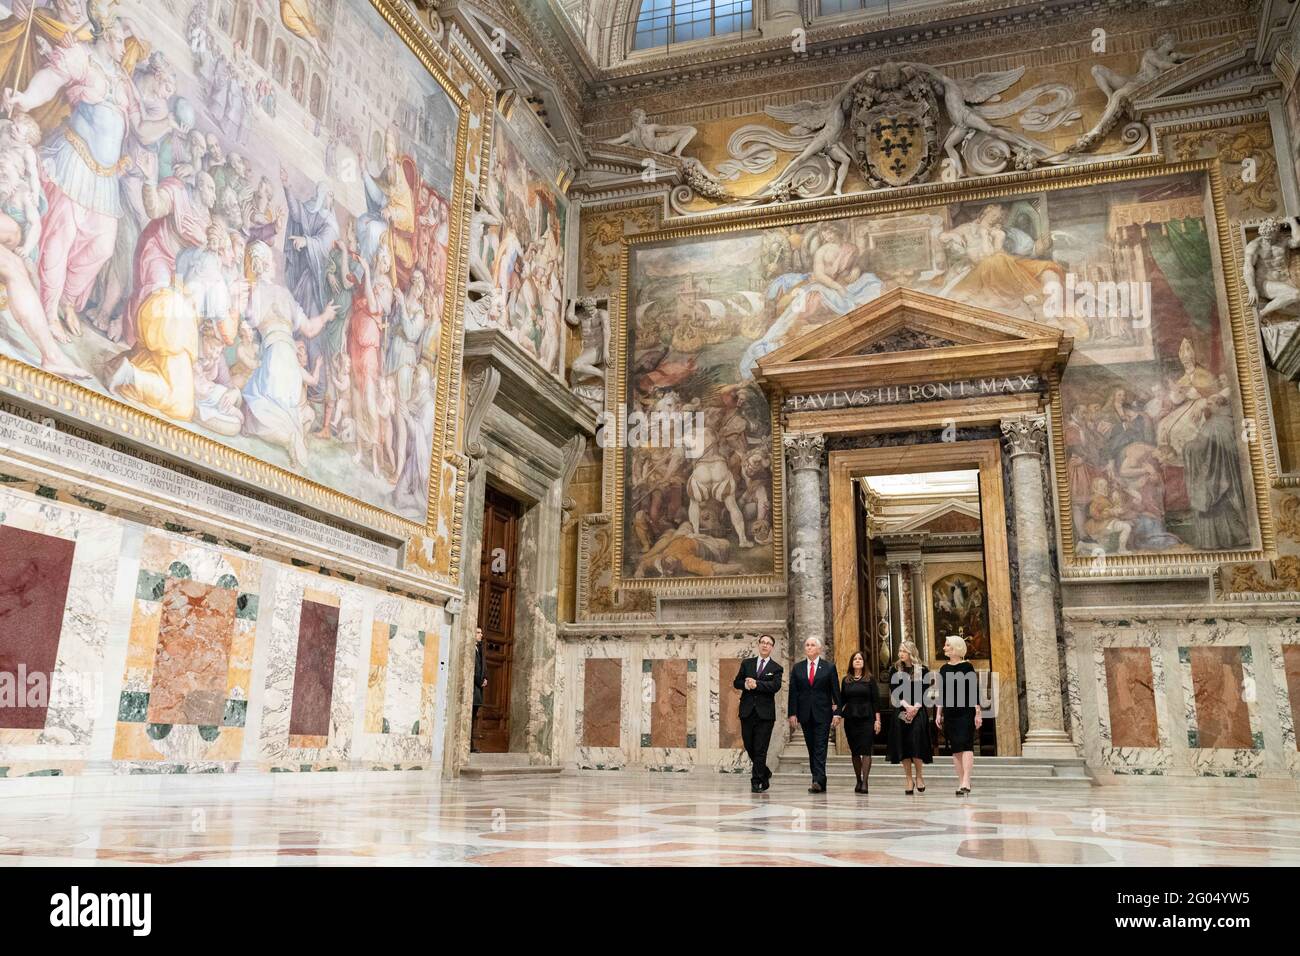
474 486 520 752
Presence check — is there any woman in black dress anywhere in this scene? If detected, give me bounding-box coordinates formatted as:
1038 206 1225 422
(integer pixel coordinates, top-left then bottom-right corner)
839 652 880 793
887 640 933 794
936 634 982 795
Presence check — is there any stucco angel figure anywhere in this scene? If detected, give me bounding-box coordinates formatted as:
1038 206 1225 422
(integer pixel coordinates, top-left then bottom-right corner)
916 65 1053 179
565 295 610 386
761 89 855 196
1243 217 1300 368
604 108 697 157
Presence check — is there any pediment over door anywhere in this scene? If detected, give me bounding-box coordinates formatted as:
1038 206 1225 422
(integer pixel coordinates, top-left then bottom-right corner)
753 288 1073 434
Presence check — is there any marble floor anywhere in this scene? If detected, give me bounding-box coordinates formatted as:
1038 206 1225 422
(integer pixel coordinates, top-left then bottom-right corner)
0 772 1298 866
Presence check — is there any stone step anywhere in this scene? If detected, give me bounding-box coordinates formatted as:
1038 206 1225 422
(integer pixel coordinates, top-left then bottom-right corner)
460 752 563 777
767 774 1094 790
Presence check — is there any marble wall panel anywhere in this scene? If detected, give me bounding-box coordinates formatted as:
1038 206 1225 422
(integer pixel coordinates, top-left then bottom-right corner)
1282 645 1300 750
288 594 341 740
581 658 622 748
647 659 691 749
0 526 76 729
0 487 125 774
1103 647 1160 749
113 532 259 769
716 657 745 751
1186 646 1255 749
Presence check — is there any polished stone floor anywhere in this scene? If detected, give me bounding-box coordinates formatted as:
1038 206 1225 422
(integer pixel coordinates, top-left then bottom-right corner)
0 772 1297 866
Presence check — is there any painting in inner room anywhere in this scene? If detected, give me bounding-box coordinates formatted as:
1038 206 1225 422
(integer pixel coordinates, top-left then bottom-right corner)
622 171 1259 582
475 117 567 376
0 0 463 523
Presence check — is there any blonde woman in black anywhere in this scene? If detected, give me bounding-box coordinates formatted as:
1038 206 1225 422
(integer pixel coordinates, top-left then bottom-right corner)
887 640 933 794
936 634 981 795
839 651 880 794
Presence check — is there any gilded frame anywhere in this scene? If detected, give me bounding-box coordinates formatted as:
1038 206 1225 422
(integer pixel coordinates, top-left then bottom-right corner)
608 158 1274 588
0 0 483 547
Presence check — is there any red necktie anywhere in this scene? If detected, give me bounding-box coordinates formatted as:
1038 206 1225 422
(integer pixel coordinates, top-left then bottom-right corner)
808 661 815 686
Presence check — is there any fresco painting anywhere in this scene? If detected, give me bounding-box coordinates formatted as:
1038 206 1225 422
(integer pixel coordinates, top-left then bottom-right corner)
624 172 1257 581
0 0 461 523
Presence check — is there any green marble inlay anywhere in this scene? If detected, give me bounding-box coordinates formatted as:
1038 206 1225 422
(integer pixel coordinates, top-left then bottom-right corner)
417 630 426 646
35 485 57 499
222 699 247 727
640 733 652 746
117 691 150 722
686 733 697 748
1177 647 1191 664
1252 731 1265 750
411 720 420 734
381 717 390 735
24 769 63 777
1187 729 1199 748
216 572 239 590
686 659 697 673
71 494 107 512
168 561 191 579
642 659 653 673
197 726 220 742
236 593 258 620
388 622 398 640
135 570 166 602
1240 646 1254 664
146 723 173 740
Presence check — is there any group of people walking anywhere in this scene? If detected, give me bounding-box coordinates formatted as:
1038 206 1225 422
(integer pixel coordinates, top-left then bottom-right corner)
734 633 983 796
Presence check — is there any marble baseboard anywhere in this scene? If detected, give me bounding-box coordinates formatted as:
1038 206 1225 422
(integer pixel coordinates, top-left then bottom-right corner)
0 484 454 779
1066 610 1300 780
560 634 782 771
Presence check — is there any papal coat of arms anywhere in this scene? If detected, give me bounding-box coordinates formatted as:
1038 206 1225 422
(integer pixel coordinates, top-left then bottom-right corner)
848 63 939 188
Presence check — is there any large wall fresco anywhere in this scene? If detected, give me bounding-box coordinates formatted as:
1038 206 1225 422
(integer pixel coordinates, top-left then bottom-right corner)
477 117 567 376
0 0 467 525
622 170 1262 583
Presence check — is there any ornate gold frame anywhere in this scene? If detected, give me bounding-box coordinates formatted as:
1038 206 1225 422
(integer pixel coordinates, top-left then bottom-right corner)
0 0 483 548
608 157 1274 587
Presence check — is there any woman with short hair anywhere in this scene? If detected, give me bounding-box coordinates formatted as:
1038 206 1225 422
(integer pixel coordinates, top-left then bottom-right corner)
936 635 981 796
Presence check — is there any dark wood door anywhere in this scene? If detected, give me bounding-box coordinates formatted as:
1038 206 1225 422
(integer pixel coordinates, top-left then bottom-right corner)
474 486 520 753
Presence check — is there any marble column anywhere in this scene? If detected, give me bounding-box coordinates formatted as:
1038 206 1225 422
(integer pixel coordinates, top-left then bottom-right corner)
784 432 827 658
1001 413 1077 757
909 561 927 655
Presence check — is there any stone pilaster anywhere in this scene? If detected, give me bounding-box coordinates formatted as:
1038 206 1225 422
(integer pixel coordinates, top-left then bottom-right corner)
784 432 827 658
759 0 804 36
1001 413 1077 757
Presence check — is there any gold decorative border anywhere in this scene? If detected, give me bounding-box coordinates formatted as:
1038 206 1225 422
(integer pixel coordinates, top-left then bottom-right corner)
608 157 1274 587
0 0 484 551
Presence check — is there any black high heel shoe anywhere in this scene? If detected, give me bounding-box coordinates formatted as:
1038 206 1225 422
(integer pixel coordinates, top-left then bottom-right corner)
904 787 914 795
917 785 926 793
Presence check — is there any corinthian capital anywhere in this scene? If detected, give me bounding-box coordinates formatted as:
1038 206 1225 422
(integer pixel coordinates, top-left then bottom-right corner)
1000 413 1047 459
783 432 825 472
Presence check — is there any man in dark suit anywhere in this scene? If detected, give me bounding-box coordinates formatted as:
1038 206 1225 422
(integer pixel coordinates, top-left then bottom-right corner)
787 636 841 793
733 633 783 793
471 626 487 752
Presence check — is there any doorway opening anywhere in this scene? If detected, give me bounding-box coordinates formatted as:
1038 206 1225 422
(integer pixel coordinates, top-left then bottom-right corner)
474 485 521 753
855 467 998 756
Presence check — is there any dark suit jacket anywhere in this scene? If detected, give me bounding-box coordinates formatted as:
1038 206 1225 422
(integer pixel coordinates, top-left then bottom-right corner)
787 658 841 726
473 642 486 706
733 656 783 721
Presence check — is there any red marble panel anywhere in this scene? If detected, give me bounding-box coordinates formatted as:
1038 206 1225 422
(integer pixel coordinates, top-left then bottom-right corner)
1103 647 1159 748
0 526 76 729
718 659 745 749
1283 645 1300 752
582 658 621 748
1189 646 1253 749
650 659 688 749
289 599 340 738
146 578 237 726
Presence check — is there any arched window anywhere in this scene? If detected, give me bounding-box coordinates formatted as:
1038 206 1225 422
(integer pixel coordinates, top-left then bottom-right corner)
232 2 249 44
291 57 306 104
632 0 752 50
252 19 269 67
309 75 324 119
272 39 288 85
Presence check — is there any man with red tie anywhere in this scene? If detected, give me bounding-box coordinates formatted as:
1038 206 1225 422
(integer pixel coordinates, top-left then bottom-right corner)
787 635 841 793
733 633 783 793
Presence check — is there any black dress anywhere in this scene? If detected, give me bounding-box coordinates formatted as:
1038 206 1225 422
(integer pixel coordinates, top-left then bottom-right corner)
938 660 979 754
838 676 878 756
886 666 933 764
